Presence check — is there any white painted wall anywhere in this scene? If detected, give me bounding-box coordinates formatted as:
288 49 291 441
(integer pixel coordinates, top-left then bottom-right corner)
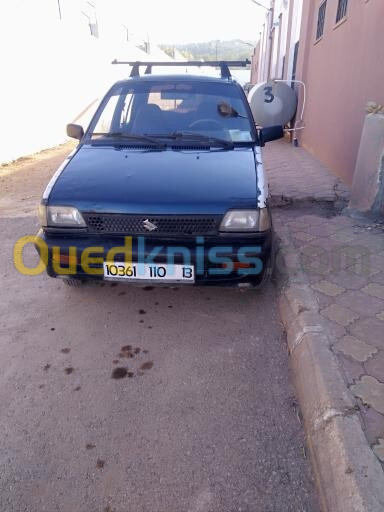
270 0 290 79
256 0 303 84
257 17 270 82
285 0 303 83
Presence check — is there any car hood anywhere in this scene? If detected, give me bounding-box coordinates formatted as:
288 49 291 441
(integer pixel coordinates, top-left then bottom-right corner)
48 145 259 215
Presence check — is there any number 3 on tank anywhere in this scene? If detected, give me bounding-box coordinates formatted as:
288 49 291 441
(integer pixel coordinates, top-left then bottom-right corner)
264 86 275 104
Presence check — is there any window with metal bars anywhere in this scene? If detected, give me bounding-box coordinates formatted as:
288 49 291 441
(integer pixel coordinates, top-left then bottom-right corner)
316 1 327 41
336 0 348 23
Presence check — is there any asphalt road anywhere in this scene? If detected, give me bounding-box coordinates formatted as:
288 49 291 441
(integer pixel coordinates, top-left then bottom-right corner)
0 146 319 512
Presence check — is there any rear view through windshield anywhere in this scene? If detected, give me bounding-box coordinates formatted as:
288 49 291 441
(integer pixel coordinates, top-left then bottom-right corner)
89 80 255 143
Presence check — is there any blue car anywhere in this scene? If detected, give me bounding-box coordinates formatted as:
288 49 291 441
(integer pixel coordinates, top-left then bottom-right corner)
36 61 283 288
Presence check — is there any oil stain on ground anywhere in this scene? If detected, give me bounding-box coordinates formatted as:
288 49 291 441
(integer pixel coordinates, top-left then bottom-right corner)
119 345 142 358
113 347 152 378
64 367 74 375
111 367 129 379
119 345 134 358
140 361 154 371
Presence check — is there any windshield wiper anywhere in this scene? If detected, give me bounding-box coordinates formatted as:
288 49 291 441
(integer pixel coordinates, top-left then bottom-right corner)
91 132 165 147
147 131 235 149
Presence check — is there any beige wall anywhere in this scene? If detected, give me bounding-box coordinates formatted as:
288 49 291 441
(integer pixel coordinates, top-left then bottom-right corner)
296 0 384 184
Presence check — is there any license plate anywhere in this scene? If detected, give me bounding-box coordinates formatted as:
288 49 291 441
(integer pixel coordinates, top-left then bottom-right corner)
103 262 195 283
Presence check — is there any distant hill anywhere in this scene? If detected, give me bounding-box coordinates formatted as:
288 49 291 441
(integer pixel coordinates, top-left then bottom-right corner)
159 40 255 62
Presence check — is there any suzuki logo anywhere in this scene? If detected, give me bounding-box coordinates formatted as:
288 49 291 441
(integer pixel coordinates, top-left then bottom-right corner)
143 219 158 232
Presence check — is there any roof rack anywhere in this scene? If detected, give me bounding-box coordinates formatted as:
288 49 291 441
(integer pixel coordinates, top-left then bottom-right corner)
111 60 251 80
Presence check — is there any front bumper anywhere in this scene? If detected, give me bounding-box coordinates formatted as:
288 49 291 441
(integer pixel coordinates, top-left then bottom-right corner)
35 230 273 286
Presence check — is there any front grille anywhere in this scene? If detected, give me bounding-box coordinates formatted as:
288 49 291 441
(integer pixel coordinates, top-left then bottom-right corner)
83 213 220 236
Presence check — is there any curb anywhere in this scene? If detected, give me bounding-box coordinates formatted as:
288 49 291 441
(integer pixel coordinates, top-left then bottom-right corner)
275 223 384 512
269 192 348 210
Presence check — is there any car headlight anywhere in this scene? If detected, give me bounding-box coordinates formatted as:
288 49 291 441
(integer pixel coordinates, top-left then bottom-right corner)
38 205 86 227
219 208 271 232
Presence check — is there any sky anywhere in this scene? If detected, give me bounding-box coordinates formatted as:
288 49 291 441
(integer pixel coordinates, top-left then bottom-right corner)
95 0 266 44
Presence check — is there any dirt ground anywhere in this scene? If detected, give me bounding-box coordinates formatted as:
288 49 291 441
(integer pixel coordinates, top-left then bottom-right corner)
0 144 319 512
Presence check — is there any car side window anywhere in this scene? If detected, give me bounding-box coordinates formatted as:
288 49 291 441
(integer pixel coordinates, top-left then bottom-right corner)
93 94 119 133
120 93 134 126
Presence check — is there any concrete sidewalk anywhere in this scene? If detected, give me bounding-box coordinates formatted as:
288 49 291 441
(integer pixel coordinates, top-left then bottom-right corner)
264 140 384 511
265 140 350 206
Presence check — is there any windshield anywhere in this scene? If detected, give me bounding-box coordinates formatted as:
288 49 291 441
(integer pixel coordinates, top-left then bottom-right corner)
87 80 255 144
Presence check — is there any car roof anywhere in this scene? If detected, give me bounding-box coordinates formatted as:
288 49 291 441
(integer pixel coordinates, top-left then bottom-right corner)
113 74 239 87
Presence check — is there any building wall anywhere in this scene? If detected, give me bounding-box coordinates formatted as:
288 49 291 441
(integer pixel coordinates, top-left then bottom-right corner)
284 0 303 82
257 7 273 82
250 42 260 84
296 0 384 184
270 0 290 80
253 0 303 85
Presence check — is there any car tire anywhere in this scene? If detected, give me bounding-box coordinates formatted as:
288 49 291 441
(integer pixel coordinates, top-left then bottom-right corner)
63 278 86 288
248 231 276 291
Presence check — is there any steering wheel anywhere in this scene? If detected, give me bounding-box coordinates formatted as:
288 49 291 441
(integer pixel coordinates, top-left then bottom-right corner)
188 119 223 131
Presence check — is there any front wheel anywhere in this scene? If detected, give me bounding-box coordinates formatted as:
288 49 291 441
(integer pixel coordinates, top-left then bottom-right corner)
63 278 86 288
248 232 276 290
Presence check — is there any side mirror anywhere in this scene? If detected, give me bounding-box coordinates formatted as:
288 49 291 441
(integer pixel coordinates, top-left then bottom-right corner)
66 123 84 140
259 125 284 146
